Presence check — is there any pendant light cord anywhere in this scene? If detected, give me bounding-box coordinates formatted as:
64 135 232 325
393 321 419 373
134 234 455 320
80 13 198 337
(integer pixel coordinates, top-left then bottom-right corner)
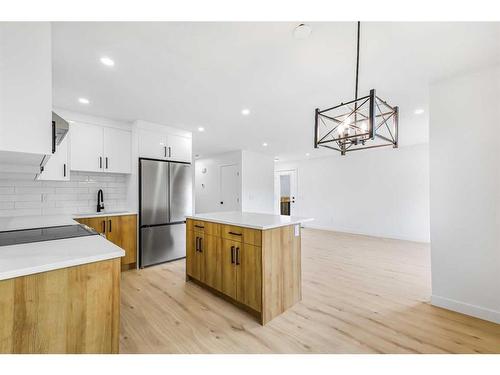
355 21 360 101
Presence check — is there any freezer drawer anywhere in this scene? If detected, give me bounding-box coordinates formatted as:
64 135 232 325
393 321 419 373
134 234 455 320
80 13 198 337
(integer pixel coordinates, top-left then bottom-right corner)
140 223 186 267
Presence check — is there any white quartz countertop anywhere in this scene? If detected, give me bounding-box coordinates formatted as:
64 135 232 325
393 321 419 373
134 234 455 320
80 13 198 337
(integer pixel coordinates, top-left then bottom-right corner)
187 211 313 230
72 211 137 219
0 215 125 281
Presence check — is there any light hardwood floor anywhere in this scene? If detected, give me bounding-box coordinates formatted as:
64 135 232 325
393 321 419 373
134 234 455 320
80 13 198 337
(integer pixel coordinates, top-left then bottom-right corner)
120 228 500 353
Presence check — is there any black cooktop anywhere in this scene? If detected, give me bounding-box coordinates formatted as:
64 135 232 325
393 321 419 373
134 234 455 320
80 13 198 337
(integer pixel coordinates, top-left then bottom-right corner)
0 224 98 247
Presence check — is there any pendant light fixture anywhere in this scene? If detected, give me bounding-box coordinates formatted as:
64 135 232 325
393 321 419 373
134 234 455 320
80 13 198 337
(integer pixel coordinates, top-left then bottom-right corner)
314 22 399 156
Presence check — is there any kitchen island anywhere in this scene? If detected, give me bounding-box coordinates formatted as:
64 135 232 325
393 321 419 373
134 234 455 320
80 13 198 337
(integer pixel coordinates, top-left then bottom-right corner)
186 211 312 324
0 215 124 354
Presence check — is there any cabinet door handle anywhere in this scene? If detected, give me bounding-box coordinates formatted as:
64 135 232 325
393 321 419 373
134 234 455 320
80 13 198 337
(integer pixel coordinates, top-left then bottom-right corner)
195 237 198 251
105 157 108 169
99 156 102 169
194 225 204 229
102 220 106 233
164 146 167 158
63 163 66 177
199 237 203 252
168 146 172 157
108 219 112 232
230 246 235 264
228 231 242 236
236 247 240 265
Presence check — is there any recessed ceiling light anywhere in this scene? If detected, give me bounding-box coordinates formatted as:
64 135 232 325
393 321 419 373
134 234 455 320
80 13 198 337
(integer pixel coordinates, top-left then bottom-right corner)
262 142 268 147
293 23 312 39
198 127 205 132
241 108 250 116
78 98 90 104
414 108 424 115
305 153 310 156
100 57 115 67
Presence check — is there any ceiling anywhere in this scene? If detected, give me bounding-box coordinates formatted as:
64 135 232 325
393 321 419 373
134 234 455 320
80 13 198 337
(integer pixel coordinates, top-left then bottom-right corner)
52 22 500 160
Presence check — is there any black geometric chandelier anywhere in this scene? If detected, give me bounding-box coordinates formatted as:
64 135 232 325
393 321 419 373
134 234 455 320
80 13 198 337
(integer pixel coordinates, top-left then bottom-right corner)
314 22 399 156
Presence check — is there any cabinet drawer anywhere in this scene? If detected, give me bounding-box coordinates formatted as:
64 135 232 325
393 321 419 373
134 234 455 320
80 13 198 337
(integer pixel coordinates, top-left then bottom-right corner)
187 219 220 236
221 225 261 246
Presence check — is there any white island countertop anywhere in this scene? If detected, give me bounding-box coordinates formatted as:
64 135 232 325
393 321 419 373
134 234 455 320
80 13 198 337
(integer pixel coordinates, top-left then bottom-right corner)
0 215 125 281
187 211 313 230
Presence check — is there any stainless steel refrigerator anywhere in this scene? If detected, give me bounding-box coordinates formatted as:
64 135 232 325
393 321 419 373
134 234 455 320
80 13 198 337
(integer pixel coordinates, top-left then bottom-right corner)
139 159 192 267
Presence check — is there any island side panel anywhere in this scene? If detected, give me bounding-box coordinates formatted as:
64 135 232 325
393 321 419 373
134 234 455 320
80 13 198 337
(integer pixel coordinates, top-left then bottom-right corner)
0 258 120 354
261 224 302 324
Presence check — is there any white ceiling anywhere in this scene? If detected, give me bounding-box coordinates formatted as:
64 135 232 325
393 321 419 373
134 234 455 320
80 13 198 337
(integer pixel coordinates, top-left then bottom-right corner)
52 22 500 160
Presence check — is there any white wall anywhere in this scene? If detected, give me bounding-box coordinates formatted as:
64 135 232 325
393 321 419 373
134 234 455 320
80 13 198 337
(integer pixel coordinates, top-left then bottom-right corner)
429 65 500 324
276 143 430 242
241 150 275 214
195 151 242 214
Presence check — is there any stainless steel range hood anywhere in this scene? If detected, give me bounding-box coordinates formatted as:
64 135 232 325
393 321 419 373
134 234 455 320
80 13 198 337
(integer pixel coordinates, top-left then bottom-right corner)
52 111 69 151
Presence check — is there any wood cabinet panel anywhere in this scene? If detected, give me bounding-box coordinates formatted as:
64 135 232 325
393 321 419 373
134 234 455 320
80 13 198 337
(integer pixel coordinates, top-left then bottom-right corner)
203 235 221 291
221 224 261 246
236 243 262 312
186 219 220 236
107 215 137 266
186 229 196 278
0 258 120 354
76 216 107 234
75 214 137 269
221 239 237 300
187 230 205 282
261 225 302 324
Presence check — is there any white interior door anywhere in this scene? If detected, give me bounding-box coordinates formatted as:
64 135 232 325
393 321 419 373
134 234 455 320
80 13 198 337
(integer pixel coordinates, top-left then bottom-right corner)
220 164 240 211
275 169 297 216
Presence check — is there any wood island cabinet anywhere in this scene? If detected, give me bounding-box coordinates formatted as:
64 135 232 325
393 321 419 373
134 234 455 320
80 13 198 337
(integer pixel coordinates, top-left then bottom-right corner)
186 218 301 325
75 214 137 270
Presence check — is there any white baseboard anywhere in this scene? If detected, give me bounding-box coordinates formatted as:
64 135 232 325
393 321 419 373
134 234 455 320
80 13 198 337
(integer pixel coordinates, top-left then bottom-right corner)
302 223 430 244
431 295 500 324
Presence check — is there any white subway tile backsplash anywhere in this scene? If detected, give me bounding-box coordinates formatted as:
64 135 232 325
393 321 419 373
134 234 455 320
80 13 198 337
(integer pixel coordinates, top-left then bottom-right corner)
0 187 15 194
0 171 129 217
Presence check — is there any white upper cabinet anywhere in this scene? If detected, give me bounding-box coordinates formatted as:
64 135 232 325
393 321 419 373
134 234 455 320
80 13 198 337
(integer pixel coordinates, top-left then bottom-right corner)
0 23 52 158
138 129 166 160
70 122 132 174
167 134 192 163
103 127 132 174
38 133 70 181
70 122 104 172
138 129 191 163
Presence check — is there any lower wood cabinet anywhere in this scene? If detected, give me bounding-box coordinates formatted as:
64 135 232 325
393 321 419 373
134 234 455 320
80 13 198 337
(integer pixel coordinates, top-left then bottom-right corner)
186 219 298 324
0 258 120 354
75 214 137 270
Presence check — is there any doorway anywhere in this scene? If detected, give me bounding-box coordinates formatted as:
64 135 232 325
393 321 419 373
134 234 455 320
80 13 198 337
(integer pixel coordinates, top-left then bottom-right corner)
220 164 240 211
275 169 297 216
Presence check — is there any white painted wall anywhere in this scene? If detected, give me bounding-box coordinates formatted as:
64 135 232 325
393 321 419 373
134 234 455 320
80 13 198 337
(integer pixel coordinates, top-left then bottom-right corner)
241 150 275 214
276 143 430 242
429 65 500 324
195 151 242 214
195 150 275 214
